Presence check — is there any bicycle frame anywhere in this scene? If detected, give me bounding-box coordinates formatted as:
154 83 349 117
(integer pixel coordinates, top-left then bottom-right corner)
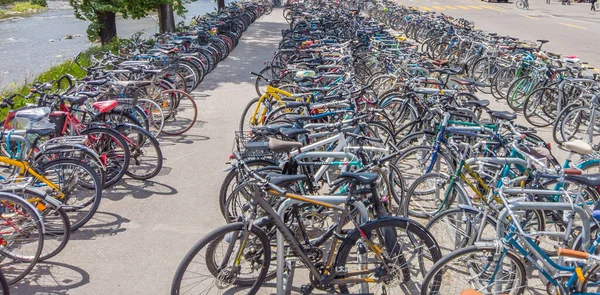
491 197 598 294
250 85 301 125
244 186 394 290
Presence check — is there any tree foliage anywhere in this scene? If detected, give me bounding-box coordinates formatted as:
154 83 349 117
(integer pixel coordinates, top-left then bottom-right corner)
68 0 190 42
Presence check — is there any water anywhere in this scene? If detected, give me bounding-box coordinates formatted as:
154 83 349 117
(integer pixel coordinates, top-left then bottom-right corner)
0 0 224 89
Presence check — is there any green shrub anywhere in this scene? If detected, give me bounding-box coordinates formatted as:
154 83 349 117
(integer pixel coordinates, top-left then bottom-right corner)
30 0 46 7
0 0 12 5
11 2 44 12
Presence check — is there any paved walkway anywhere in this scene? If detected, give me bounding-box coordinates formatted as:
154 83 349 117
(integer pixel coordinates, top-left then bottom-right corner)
11 9 288 295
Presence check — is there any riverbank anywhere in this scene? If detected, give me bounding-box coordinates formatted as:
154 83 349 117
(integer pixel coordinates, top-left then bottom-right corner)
0 0 225 89
0 2 47 21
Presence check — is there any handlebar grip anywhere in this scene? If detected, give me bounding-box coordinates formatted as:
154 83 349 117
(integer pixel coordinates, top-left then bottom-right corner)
564 168 583 176
557 248 588 259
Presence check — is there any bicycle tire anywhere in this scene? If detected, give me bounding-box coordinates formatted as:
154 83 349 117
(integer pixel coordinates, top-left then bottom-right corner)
421 245 527 295
402 172 466 219
11 186 72 261
37 158 103 231
117 123 163 180
425 207 497 255
239 97 273 133
157 89 198 136
171 222 270 295
0 192 44 285
81 127 131 187
335 217 442 294
219 159 280 220
523 87 560 127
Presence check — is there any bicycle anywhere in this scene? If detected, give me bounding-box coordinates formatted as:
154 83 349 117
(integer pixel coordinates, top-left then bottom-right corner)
517 0 530 9
172 151 442 295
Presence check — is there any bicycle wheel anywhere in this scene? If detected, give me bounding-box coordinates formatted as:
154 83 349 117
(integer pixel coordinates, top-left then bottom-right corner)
37 158 103 231
105 107 148 131
392 145 455 191
171 222 271 295
470 57 496 94
334 217 442 294
552 102 580 144
523 87 560 127
255 65 284 97
421 245 527 295
2 187 71 261
560 106 600 144
175 61 199 92
506 76 533 111
239 97 273 133
388 163 405 215
81 127 130 187
0 269 8 294
402 172 466 219
219 159 279 220
156 89 198 136
0 192 44 285
516 0 526 9
138 98 165 137
491 67 516 100
425 207 497 256
116 123 163 180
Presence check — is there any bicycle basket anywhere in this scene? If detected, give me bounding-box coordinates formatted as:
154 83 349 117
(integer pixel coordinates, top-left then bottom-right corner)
234 131 274 159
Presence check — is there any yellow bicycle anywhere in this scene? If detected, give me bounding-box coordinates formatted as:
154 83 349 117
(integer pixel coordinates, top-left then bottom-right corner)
239 73 312 132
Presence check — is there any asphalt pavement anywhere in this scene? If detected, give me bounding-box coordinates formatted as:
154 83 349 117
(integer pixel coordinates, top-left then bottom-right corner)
403 0 600 71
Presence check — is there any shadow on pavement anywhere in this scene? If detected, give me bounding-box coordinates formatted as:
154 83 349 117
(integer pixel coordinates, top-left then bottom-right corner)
71 211 130 240
159 133 211 146
105 179 179 201
12 262 90 294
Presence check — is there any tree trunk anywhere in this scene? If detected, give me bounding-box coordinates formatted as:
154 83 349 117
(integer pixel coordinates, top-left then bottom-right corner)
217 0 225 10
157 4 176 33
97 11 117 45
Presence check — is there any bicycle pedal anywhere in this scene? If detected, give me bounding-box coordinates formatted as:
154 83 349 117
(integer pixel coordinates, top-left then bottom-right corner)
300 284 314 295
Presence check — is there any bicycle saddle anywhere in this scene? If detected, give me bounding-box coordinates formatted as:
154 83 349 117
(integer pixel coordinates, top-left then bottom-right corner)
537 39 549 44
85 79 109 86
63 95 89 106
431 59 449 67
268 137 302 153
490 111 516 121
266 173 307 186
338 172 378 185
464 100 490 108
77 91 101 98
564 174 600 188
563 140 593 155
93 100 118 113
254 123 294 135
451 78 486 87
285 114 313 122
280 128 310 139
284 101 310 108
